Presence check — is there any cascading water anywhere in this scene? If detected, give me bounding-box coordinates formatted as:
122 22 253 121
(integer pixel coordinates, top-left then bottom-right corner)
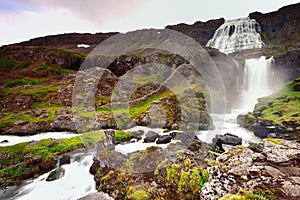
238 56 274 111
206 17 264 54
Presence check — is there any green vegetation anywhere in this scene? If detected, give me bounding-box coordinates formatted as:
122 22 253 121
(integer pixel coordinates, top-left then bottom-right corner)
115 130 132 141
126 186 151 200
265 138 281 145
5 78 46 88
15 61 32 70
220 190 275 200
253 78 300 127
39 63 73 74
0 106 62 130
0 131 104 188
0 58 16 71
165 161 209 197
5 85 57 101
54 48 86 58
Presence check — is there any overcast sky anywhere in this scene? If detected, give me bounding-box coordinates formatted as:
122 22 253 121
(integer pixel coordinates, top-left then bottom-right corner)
0 0 299 46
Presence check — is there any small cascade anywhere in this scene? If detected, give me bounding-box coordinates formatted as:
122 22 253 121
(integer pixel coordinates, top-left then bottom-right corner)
207 17 264 54
238 56 273 111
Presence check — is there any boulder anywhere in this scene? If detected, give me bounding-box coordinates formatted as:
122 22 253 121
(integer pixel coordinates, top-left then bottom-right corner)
251 123 271 138
156 135 172 144
213 133 242 150
179 131 197 144
59 154 71 166
46 167 65 182
78 192 114 200
144 131 159 143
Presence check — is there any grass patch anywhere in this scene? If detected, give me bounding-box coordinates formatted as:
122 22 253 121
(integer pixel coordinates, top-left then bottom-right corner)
220 189 275 200
39 63 73 74
0 59 16 71
6 86 57 101
5 78 46 88
253 78 300 126
54 48 86 58
15 61 32 70
0 106 62 129
115 130 132 141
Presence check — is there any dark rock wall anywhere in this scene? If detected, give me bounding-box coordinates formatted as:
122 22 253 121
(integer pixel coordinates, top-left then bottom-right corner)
165 18 225 46
249 3 300 48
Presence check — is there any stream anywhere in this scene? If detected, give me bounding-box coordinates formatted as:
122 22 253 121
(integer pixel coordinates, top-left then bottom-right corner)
0 110 261 200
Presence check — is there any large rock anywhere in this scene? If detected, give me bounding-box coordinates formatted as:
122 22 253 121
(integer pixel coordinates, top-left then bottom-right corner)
212 133 242 150
46 167 65 182
156 135 172 144
144 131 159 143
78 192 114 200
201 139 300 200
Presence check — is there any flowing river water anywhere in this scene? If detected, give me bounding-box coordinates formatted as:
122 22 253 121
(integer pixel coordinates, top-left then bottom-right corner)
0 54 273 199
0 110 261 200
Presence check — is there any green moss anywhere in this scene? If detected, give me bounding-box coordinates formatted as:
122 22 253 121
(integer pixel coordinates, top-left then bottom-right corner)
126 186 151 200
265 138 281 145
5 78 46 88
252 78 300 127
15 61 32 70
164 162 209 196
38 63 73 74
54 48 86 58
5 86 57 101
220 190 275 200
115 130 132 141
0 58 17 71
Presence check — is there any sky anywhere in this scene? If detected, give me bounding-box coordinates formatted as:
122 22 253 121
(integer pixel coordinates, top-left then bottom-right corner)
0 0 299 46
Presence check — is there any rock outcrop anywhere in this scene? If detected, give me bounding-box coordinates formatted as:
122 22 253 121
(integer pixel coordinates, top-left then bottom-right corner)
201 138 300 200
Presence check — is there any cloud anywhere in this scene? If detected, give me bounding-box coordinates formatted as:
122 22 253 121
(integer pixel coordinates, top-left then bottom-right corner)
12 0 148 26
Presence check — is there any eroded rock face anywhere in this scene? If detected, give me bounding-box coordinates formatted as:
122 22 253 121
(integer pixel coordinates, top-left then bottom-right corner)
91 140 213 200
201 139 300 200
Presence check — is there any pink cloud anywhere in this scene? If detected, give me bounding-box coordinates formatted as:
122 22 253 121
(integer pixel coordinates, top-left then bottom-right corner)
13 0 149 26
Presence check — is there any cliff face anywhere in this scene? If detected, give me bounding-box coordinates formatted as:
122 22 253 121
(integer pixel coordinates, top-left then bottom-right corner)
14 32 118 54
249 3 300 49
165 18 225 46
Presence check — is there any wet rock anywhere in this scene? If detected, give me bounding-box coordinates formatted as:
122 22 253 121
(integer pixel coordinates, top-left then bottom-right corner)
89 159 100 175
131 130 144 139
6 121 50 136
46 167 65 182
213 133 242 150
266 133 277 138
78 192 114 200
156 135 172 144
0 140 8 143
251 123 271 138
144 131 159 143
179 131 197 144
59 154 71 166
39 159 56 171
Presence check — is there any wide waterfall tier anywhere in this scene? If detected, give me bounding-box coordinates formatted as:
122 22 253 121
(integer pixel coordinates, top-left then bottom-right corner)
206 17 264 54
238 56 274 111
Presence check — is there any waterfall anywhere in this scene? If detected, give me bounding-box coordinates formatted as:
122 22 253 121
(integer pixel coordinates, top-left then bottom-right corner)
207 17 264 54
238 56 273 111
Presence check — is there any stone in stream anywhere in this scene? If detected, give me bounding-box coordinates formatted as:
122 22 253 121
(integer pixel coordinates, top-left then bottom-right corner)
144 131 159 143
59 154 71 166
156 135 172 144
78 192 114 200
46 167 65 182
213 133 242 150
0 140 8 143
